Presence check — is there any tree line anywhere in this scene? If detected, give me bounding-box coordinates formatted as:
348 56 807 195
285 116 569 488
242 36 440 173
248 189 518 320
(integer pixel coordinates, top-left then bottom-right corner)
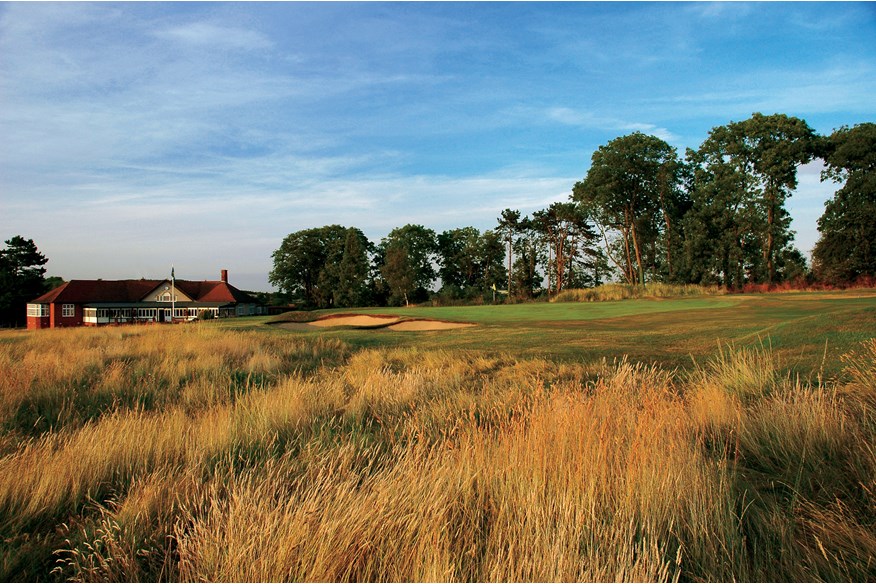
270 114 874 308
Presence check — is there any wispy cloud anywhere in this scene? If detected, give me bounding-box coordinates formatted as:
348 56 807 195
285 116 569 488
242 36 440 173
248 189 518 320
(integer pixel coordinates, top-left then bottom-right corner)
686 2 755 22
545 107 679 144
155 22 273 51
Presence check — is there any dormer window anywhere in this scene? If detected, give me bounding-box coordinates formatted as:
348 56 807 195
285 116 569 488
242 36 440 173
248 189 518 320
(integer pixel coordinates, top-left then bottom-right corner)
158 292 177 302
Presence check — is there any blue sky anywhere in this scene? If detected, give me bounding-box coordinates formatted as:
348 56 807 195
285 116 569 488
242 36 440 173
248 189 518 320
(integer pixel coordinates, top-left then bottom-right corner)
1 2 874 291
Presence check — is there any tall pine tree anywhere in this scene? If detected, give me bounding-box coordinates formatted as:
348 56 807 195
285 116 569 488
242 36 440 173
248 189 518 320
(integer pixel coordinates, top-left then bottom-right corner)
0 236 49 327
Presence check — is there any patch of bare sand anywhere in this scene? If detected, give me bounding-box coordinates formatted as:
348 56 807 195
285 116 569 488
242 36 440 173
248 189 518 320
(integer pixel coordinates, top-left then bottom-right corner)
309 315 402 328
388 320 476 331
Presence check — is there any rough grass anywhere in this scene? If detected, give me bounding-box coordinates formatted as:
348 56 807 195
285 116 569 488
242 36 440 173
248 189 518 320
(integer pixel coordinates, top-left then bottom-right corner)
0 317 874 581
552 282 727 302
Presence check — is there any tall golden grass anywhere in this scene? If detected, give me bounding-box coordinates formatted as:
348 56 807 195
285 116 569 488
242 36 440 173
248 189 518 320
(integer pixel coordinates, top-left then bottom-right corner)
0 325 873 581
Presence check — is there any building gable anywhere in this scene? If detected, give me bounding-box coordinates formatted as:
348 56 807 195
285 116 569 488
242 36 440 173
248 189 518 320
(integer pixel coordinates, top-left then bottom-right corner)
141 280 194 303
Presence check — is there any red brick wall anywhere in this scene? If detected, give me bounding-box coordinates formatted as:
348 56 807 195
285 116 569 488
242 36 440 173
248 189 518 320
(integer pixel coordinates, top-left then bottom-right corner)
27 304 84 329
51 303 84 328
26 315 50 330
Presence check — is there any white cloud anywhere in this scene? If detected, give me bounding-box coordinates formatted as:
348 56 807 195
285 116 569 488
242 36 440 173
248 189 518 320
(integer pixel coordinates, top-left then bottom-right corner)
687 2 754 22
155 22 272 51
546 107 679 144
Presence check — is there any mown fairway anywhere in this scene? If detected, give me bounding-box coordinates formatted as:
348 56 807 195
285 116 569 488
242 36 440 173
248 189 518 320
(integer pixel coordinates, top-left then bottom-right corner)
1 289 874 582
260 290 876 377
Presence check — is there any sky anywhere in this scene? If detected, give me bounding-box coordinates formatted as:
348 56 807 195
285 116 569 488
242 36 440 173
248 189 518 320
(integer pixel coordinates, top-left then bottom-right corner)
1 2 874 292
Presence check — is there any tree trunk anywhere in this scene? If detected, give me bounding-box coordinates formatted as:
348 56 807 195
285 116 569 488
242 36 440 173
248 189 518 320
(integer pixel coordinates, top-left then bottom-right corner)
547 240 552 296
507 235 513 300
658 179 674 280
555 238 566 294
597 221 629 286
629 214 645 287
735 233 744 289
622 226 635 285
662 210 673 280
765 198 775 284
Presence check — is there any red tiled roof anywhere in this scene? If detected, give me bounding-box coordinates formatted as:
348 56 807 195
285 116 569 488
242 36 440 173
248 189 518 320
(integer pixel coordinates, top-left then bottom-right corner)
198 281 256 303
31 279 257 305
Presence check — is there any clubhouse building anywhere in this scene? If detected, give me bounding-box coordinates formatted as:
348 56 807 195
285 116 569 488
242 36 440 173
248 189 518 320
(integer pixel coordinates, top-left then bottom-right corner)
27 270 265 330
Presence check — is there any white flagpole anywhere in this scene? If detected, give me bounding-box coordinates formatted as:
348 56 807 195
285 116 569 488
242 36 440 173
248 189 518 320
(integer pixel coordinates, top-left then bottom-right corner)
171 265 175 323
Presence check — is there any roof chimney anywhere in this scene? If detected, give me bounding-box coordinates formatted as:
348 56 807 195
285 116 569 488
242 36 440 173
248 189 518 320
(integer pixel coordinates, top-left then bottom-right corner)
221 269 228 283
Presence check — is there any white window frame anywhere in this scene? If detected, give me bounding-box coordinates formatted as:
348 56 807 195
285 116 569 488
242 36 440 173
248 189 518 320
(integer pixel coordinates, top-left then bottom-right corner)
62 304 75 318
27 304 49 317
137 308 157 319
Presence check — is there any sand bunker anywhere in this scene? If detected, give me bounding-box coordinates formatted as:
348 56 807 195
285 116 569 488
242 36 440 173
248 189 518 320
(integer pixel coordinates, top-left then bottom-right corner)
277 313 476 332
388 320 476 331
309 314 402 328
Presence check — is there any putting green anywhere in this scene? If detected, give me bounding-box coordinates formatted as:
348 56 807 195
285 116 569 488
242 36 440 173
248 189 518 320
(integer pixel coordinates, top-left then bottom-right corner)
351 296 742 324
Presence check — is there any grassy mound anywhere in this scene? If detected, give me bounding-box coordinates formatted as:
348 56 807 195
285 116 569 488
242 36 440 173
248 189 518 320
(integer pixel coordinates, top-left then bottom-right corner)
265 310 319 324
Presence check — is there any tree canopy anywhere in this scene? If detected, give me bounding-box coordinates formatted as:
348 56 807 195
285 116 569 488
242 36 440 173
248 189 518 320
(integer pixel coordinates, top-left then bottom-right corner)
532 202 595 295
377 224 438 306
269 225 372 308
0 236 49 327
573 132 678 286
681 114 816 287
436 227 506 301
812 123 876 283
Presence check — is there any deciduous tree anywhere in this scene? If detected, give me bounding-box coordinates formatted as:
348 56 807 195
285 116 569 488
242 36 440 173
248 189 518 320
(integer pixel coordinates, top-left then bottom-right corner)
270 225 367 308
573 132 677 286
812 123 876 283
437 227 507 301
685 114 815 286
437 227 482 292
745 113 817 283
333 228 373 307
377 224 437 306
